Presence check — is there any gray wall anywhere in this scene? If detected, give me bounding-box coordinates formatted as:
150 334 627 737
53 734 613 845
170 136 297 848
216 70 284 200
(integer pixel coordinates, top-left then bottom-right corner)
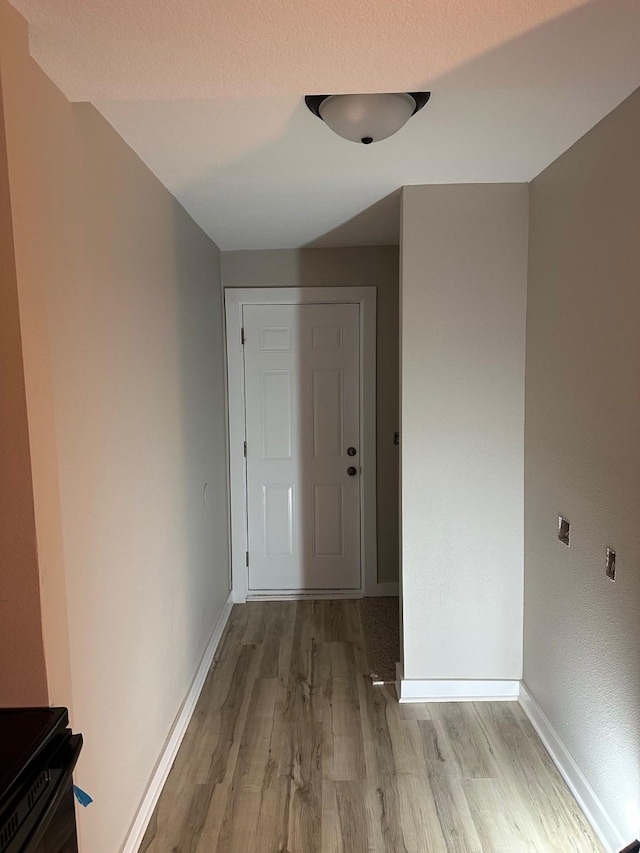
1 4 230 851
222 246 400 585
525 87 640 841
400 184 528 680
0 58 48 706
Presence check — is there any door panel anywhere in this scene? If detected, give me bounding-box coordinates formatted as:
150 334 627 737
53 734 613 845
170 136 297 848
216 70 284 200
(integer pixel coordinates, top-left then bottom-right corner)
312 369 344 458
244 303 360 591
313 484 344 557
262 483 295 557
260 370 293 459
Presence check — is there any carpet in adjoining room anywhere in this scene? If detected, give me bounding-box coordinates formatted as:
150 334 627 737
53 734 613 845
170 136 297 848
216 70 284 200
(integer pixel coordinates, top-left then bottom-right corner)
360 596 400 684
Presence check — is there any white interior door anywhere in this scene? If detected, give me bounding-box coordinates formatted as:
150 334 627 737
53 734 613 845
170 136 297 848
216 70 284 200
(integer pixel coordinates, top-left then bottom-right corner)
243 303 361 591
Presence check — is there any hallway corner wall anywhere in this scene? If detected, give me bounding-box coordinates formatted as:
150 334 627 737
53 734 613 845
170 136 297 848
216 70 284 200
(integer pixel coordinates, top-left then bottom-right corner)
400 183 528 682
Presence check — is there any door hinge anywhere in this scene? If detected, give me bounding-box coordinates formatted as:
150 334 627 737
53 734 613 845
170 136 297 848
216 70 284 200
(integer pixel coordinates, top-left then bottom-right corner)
245 551 249 567
243 440 247 457
241 327 245 345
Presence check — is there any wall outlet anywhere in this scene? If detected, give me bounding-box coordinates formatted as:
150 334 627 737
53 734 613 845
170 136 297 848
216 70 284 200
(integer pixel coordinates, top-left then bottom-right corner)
558 516 570 547
605 547 616 581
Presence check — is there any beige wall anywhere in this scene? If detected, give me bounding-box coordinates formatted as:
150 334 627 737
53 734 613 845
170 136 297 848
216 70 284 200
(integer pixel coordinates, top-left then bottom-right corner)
222 247 400 585
400 184 528 680
0 63 48 706
0 3 230 852
525 87 640 843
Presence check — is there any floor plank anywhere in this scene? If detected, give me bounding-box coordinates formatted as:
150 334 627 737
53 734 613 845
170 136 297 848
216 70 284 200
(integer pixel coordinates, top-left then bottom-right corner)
139 601 605 852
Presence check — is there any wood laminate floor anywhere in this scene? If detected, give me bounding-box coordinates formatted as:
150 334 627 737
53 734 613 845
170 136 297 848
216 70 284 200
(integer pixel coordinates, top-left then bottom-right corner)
140 600 604 852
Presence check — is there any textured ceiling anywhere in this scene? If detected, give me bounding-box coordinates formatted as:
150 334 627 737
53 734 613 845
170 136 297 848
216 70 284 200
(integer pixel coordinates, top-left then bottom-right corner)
10 0 640 249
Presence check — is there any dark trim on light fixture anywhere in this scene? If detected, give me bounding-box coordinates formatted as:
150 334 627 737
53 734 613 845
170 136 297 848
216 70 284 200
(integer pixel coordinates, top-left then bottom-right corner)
304 94 328 119
305 91 431 119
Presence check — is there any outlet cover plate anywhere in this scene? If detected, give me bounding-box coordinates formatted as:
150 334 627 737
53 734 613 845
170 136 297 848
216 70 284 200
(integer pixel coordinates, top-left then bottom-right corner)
605 547 616 581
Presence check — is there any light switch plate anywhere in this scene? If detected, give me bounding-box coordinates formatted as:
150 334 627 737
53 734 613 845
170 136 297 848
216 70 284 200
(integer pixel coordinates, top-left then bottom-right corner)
558 516 570 547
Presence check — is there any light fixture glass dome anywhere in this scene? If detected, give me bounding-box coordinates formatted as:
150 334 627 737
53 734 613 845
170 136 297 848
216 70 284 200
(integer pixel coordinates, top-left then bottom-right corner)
305 92 430 144
319 93 415 144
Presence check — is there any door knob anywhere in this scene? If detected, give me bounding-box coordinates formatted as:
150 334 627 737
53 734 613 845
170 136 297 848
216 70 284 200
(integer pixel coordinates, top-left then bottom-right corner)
347 466 357 477
347 447 357 456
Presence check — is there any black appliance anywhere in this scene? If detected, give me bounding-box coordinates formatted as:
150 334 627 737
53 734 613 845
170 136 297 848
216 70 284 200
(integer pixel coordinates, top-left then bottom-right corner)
0 708 82 852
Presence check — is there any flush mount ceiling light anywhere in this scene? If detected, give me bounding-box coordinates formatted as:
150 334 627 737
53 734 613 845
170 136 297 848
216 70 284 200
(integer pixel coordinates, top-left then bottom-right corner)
305 92 430 144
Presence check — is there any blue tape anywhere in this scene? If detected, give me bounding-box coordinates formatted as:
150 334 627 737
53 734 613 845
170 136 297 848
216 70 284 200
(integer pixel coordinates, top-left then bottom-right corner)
73 785 93 807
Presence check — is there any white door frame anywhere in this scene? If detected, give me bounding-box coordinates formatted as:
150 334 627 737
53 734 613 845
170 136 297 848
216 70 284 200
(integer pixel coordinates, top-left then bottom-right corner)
225 287 377 602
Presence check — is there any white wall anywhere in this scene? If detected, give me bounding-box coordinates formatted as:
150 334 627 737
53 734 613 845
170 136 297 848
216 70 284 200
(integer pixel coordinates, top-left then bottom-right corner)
0 4 230 851
525 87 640 843
400 184 528 680
222 246 400 586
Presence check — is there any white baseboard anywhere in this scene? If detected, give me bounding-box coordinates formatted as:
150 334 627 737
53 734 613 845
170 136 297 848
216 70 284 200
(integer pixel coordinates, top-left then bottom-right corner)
120 593 234 853
244 583 399 602
519 684 623 853
246 590 363 601
396 665 520 703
